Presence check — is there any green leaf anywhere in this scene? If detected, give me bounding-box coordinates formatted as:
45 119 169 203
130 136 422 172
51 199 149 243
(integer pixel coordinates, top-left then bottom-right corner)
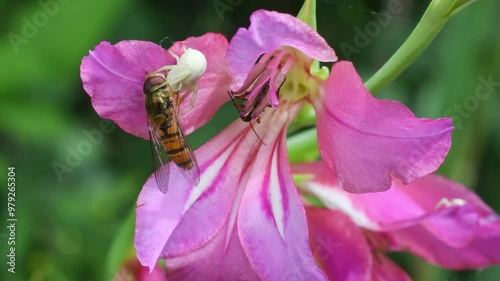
104 207 136 280
297 0 317 30
287 127 320 163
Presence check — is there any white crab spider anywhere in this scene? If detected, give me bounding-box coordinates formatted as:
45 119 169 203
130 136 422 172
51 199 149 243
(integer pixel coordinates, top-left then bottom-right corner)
147 46 207 113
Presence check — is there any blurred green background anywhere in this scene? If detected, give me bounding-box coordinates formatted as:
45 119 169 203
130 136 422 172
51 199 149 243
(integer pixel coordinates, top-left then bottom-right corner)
0 0 499 280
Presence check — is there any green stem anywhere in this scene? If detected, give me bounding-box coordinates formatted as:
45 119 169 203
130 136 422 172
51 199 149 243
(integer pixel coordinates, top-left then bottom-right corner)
287 127 319 163
288 104 316 134
365 0 478 95
104 207 135 279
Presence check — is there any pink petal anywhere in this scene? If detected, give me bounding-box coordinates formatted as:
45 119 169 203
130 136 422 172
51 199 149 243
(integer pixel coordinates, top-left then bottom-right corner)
81 33 230 139
135 118 252 271
238 124 327 280
296 162 494 231
295 162 500 269
165 223 259 280
136 104 322 277
227 9 337 89
136 106 295 273
306 207 372 281
161 123 258 258
294 162 426 230
134 173 192 271
81 40 170 139
387 217 500 269
383 177 500 269
371 253 411 281
316 61 453 193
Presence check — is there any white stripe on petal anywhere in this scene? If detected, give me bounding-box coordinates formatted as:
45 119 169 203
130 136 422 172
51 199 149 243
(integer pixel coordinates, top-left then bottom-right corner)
270 147 285 240
225 171 249 251
301 181 379 230
182 142 237 215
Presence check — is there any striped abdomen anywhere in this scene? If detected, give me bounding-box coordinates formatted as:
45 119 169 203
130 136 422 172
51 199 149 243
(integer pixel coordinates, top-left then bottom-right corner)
159 108 195 170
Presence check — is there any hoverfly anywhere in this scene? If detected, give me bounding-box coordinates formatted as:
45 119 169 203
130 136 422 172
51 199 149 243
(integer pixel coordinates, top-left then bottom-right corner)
143 71 200 194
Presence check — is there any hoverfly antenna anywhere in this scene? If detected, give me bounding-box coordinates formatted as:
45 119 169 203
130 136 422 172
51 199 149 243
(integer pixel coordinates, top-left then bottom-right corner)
227 91 266 146
159 36 175 49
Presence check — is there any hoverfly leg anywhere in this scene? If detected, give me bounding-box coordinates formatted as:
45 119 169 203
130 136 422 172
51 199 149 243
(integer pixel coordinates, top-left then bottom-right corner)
154 65 175 74
147 65 175 78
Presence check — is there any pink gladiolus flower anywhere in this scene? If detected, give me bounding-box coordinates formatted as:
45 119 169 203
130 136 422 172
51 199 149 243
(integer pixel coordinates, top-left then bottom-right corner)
314 61 453 193
228 10 453 193
296 162 500 279
81 9 454 280
80 33 231 139
133 10 340 277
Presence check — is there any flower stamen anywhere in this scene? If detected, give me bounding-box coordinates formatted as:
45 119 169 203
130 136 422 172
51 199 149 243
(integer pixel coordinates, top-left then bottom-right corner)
231 50 295 122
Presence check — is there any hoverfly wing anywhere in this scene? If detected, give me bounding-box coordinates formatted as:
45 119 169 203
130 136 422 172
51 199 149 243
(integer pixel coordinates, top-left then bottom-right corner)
148 119 171 194
169 110 200 186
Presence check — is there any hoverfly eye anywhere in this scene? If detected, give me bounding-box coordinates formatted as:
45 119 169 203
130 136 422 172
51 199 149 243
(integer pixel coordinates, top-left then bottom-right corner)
143 75 167 95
